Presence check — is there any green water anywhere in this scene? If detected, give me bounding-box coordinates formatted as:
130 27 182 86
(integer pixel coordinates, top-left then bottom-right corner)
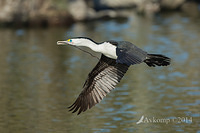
0 12 199 133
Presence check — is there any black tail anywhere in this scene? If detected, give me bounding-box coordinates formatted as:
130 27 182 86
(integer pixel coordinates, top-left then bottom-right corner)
144 54 170 67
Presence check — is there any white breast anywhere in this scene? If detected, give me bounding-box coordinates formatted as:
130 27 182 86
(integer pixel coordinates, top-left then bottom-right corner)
99 42 117 59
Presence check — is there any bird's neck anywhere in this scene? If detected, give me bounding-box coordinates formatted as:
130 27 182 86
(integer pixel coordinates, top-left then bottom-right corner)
78 40 101 52
77 41 117 59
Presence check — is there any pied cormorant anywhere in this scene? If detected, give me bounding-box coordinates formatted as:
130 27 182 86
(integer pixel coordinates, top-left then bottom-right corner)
57 37 170 115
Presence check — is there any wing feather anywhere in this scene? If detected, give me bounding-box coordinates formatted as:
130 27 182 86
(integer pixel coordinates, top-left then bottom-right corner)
68 54 129 115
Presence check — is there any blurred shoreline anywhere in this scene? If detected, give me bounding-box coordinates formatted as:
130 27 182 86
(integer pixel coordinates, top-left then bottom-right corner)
0 0 200 28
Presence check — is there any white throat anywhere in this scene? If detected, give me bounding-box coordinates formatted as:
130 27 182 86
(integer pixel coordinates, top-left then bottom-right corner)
76 40 117 59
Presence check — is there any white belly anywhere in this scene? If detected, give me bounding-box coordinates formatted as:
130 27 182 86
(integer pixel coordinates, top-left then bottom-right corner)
100 42 117 59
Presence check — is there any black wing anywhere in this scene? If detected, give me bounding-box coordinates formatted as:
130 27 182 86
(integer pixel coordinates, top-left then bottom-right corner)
68 54 129 115
116 42 148 66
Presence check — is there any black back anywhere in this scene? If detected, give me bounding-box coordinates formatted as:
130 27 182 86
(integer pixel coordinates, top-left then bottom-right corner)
116 41 148 66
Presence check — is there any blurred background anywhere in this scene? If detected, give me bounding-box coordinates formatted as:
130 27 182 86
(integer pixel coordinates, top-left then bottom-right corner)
0 0 200 133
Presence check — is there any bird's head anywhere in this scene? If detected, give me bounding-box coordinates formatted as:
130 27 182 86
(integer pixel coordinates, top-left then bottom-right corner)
57 37 96 47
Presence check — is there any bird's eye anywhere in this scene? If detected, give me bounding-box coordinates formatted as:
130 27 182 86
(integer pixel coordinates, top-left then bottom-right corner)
67 39 72 42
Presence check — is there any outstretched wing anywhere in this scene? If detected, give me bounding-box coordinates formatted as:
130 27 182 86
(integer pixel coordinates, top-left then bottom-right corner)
68 54 129 115
116 42 148 66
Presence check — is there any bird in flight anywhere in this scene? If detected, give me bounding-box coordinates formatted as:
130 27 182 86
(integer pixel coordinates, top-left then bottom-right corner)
57 37 170 115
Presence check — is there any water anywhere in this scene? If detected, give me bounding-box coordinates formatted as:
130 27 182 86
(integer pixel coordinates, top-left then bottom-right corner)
0 12 199 133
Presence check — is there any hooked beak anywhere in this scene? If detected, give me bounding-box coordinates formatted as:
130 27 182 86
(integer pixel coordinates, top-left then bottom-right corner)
57 40 72 45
